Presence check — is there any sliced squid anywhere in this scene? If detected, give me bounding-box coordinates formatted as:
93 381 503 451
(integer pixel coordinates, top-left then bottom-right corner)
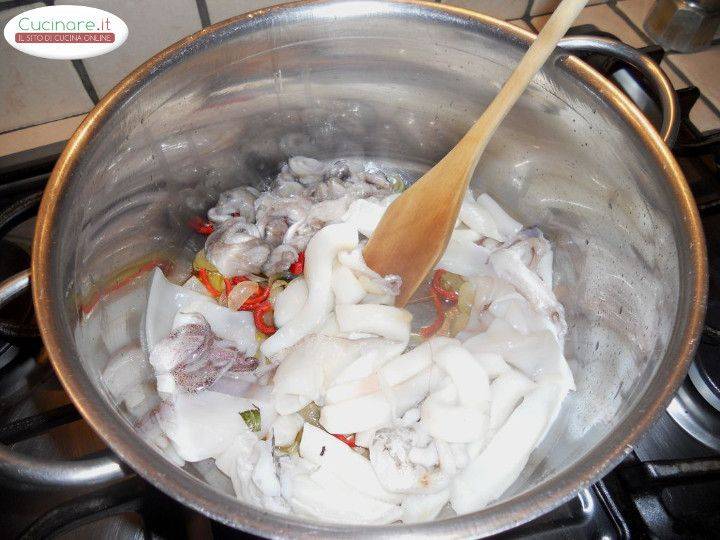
160 390 262 462
272 347 324 404
490 295 557 337
369 427 450 494
325 373 381 404
331 264 366 305
328 338 406 386
471 352 511 379
182 275 212 297
299 423 402 504
388 367 433 416
335 304 412 343
450 384 560 513
463 323 574 391
289 466 402 524
320 391 393 434
378 340 433 387
141 157 575 524
261 223 359 357
273 277 307 327
355 428 376 448
459 195 503 242
432 344 490 406
272 335 365 404
420 382 488 443
215 430 289 513
145 268 256 356
489 369 536 432
489 248 567 337
102 346 152 406
437 234 492 277
99 286 147 354
476 193 522 240
337 247 401 296
275 393 311 416
401 488 451 523
342 198 386 237
506 235 554 285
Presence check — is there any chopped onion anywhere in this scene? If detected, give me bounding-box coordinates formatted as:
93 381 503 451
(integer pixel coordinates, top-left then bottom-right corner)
228 280 259 311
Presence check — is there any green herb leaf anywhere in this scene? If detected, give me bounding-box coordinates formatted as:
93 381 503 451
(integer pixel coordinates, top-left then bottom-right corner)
298 401 321 427
240 406 261 432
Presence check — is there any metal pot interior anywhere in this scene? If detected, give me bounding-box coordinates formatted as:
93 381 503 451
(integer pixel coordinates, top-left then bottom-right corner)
34 0 703 536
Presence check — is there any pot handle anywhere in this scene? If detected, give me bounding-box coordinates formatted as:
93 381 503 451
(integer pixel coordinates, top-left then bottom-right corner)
0 269 127 487
558 36 680 146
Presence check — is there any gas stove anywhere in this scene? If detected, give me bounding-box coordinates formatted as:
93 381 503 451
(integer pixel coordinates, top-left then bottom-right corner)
0 33 719 540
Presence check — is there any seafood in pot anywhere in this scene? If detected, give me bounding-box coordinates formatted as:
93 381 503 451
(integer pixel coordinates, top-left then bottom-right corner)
102 156 573 524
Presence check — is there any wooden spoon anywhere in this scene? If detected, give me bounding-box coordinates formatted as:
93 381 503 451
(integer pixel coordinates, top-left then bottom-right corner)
363 0 588 306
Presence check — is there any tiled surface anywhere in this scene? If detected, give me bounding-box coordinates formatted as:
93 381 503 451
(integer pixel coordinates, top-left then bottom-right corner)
56 0 203 97
618 0 720 41
669 46 720 112
660 59 720 133
615 0 654 31
509 18 535 33
206 0 280 24
659 59 688 89
688 98 720 134
0 114 85 155
530 0 608 16
0 3 93 133
532 3 649 48
438 0 529 20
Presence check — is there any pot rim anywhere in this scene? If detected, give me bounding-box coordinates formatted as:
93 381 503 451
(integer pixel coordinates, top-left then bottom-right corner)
31 0 708 537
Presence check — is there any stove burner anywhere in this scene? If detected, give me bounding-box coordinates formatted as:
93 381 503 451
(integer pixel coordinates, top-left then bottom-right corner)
0 240 32 370
690 331 720 412
668 378 720 452
0 192 40 345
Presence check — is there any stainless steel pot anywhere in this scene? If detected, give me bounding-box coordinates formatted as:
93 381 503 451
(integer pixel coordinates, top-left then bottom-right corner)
0 0 708 537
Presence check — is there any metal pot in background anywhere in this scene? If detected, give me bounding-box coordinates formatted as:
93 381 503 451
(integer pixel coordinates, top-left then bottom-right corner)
0 0 707 537
645 0 720 53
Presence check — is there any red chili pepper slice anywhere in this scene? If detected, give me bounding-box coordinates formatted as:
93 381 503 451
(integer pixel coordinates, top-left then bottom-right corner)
80 291 101 315
80 259 171 315
189 216 214 235
197 268 221 297
289 251 305 275
241 285 270 311
431 269 458 303
333 433 356 448
420 289 445 338
253 301 276 335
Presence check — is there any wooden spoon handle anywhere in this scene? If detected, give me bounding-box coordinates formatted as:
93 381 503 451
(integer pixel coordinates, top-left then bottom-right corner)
459 0 589 172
